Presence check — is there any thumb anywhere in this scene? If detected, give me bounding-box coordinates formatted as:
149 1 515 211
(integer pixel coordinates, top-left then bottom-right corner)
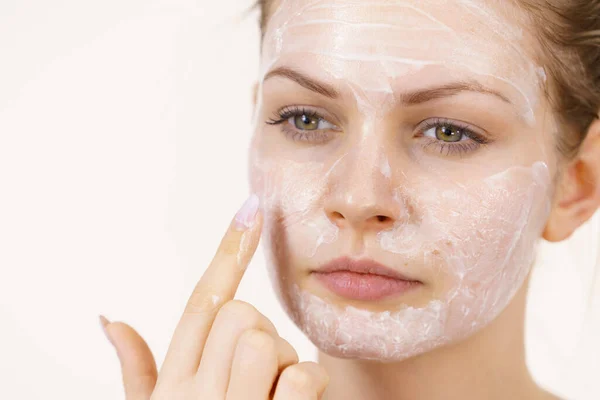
100 315 158 400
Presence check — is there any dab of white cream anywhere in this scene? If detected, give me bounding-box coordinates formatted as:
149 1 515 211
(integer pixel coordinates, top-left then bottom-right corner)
380 156 391 179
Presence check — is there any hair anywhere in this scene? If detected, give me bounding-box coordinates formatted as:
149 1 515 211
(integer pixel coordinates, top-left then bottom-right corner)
254 0 600 159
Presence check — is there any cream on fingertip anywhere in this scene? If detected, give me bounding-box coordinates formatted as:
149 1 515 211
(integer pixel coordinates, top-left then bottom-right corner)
234 194 260 231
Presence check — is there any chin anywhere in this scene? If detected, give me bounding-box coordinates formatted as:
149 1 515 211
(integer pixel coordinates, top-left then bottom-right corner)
281 282 455 362
265 256 530 362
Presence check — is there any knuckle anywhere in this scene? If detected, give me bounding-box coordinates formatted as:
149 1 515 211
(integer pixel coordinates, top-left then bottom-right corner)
239 329 276 357
314 364 330 388
218 300 261 326
315 364 329 386
184 290 220 315
236 330 277 371
280 365 313 392
284 341 300 363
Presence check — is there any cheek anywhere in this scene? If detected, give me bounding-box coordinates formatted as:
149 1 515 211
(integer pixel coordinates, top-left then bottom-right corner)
252 154 551 281
249 156 338 311
250 147 552 360
250 155 339 260
404 162 551 329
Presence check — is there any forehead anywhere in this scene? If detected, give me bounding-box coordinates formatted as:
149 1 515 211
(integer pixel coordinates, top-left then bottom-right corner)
260 0 544 121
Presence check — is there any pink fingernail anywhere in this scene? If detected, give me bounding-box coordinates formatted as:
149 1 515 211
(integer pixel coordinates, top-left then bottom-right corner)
234 194 260 230
99 314 115 347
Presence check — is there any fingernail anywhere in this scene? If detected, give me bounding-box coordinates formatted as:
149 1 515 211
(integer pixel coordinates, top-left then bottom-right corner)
99 314 115 347
234 194 260 230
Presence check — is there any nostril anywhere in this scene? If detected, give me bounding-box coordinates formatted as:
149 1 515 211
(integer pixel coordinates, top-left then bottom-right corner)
376 215 390 223
331 211 345 220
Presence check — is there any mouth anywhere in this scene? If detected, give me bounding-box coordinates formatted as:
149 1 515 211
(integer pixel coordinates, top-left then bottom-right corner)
310 256 422 301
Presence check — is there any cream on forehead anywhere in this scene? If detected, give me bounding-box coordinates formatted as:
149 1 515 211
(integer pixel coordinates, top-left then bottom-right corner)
259 0 543 124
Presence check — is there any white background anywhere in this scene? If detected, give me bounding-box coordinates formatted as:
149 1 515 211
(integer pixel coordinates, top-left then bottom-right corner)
0 1 598 399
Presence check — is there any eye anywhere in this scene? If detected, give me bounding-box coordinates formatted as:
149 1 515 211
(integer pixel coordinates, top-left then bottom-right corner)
416 118 491 157
424 124 466 142
266 106 340 144
291 114 336 131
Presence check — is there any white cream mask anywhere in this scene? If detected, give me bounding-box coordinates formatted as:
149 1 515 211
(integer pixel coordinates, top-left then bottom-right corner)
259 0 544 124
249 0 555 361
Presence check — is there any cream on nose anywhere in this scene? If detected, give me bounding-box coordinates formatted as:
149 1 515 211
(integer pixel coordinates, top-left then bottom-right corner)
324 167 403 231
322 132 406 233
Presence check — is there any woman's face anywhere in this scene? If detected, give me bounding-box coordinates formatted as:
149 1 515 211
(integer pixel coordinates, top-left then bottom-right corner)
249 0 557 361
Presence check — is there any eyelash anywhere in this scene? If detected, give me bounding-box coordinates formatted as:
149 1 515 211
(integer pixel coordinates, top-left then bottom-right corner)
266 106 490 156
416 117 491 156
266 106 338 144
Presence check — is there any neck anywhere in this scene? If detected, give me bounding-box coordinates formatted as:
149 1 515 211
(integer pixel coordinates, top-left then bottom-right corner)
319 277 547 400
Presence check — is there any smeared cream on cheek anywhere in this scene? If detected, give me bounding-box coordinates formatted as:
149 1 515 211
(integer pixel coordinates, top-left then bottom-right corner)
252 157 340 259
279 163 551 361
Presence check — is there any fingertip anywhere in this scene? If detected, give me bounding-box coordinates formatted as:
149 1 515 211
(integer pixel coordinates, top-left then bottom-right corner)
99 314 116 347
216 197 264 264
107 322 140 349
106 322 158 399
107 322 158 373
104 322 137 358
237 211 263 269
234 193 260 231
99 314 110 327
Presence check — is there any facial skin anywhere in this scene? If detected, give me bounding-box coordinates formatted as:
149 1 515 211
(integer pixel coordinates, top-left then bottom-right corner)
249 0 556 362
248 0 600 376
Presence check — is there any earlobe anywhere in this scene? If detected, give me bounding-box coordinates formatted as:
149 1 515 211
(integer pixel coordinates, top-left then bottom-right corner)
543 117 600 242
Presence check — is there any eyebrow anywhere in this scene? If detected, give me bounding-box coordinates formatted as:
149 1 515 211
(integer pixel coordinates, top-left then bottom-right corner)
264 66 340 99
263 66 512 105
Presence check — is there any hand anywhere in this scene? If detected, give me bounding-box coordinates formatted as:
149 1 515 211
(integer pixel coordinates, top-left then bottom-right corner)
100 194 330 399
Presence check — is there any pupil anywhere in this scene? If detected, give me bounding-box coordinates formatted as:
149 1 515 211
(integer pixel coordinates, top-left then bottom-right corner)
297 114 317 129
437 125 462 142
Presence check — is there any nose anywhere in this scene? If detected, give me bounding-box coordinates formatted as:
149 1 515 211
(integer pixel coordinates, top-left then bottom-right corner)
324 158 404 233
326 199 398 231
322 120 410 234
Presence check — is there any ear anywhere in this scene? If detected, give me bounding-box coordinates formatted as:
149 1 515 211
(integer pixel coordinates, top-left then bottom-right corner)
543 115 600 242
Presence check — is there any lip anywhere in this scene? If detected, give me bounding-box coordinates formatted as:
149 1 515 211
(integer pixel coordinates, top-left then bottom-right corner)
311 257 422 301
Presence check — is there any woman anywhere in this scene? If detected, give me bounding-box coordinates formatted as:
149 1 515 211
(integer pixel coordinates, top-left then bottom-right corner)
100 0 600 398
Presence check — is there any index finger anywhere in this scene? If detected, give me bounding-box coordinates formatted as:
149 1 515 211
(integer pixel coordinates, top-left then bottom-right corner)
158 194 263 383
